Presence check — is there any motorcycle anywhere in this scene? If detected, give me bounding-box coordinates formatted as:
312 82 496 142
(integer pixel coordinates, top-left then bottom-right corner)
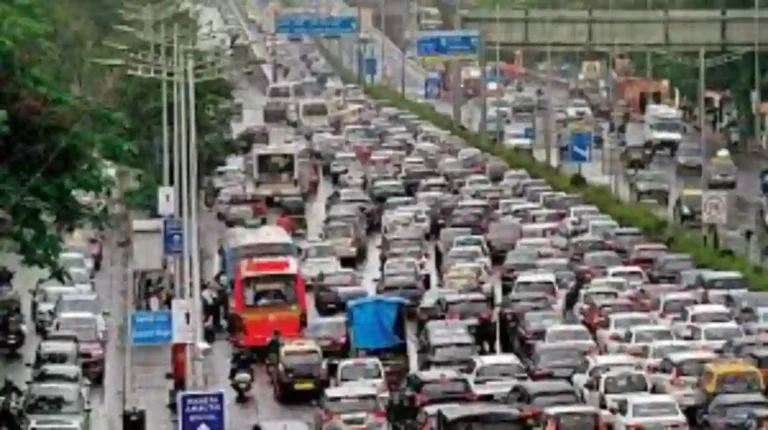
231 370 253 404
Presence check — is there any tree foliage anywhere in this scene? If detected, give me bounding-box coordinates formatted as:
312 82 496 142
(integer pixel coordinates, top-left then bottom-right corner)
0 0 235 268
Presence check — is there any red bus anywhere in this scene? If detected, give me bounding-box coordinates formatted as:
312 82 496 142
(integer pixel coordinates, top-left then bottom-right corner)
232 257 307 349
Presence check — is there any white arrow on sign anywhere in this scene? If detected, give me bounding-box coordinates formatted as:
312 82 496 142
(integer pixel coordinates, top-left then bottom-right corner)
197 424 210 430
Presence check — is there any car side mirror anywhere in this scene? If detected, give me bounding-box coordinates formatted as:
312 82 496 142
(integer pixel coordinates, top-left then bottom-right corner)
102 310 111 316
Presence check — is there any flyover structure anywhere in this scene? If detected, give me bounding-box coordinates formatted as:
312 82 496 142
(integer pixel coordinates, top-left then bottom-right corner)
461 8 768 51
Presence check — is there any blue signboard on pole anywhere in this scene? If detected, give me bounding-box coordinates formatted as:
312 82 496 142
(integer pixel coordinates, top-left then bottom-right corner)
424 72 442 99
163 217 183 256
129 310 172 345
416 30 480 58
178 390 226 430
276 14 357 36
365 58 377 79
568 128 593 163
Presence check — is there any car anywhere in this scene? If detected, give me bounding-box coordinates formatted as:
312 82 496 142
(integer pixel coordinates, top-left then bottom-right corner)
674 143 704 172
629 170 670 204
542 324 596 351
525 343 587 380
648 253 695 284
322 221 365 266
32 340 80 369
571 354 643 394
465 354 527 401
610 394 687 430
303 316 349 359
596 312 656 354
389 369 473 412
23 382 92 429
334 357 386 392
314 269 367 315
50 312 105 383
581 369 652 410
58 251 93 277
52 294 108 339
673 188 704 227
32 284 80 334
648 350 718 408
699 393 768 429
314 385 386 430
300 241 342 286
272 341 325 399
503 379 580 409
418 329 476 371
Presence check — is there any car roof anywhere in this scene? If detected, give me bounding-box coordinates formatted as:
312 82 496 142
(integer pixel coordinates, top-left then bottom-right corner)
665 351 719 362
474 354 522 366
415 369 464 381
324 385 379 398
519 379 574 393
438 403 523 421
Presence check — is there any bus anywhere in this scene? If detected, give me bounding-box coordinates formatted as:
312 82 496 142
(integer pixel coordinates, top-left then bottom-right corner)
221 226 307 350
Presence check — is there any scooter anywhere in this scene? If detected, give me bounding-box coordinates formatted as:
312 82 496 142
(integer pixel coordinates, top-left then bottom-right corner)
231 370 253 404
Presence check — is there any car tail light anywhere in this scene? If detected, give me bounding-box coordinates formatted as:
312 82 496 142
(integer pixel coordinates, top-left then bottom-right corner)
646 364 658 373
415 394 429 406
519 408 542 419
670 425 688 430
333 336 347 345
531 368 553 380
464 392 478 401
480 310 493 320
371 409 387 420
626 425 644 430
322 410 337 422
447 312 460 320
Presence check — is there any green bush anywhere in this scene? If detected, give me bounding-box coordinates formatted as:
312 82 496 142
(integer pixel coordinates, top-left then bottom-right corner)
315 40 768 290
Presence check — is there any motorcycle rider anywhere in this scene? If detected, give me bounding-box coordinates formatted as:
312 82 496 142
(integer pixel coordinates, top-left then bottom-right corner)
276 210 295 235
266 329 281 366
0 266 13 288
229 349 253 380
0 378 23 430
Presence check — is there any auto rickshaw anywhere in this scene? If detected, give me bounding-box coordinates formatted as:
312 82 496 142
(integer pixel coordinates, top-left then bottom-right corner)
697 359 764 404
280 196 307 237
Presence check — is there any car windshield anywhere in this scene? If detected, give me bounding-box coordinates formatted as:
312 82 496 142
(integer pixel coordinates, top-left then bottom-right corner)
677 359 709 377
306 245 335 259
708 276 747 290
421 379 470 397
60 255 85 270
339 362 383 382
537 348 584 366
346 127 377 140
703 326 742 340
434 344 475 360
321 272 358 286
268 86 290 98
302 103 328 116
515 280 556 295
476 363 526 380
631 402 679 418
43 289 76 304
325 395 379 414
25 384 82 414
651 343 691 359
326 224 353 238
613 316 653 330
56 317 98 342
584 252 622 267
65 269 90 284
446 300 489 316
58 298 101 315
691 312 732 323
662 258 695 272
305 320 346 338
613 271 645 282
282 351 322 366
636 171 666 183
681 194 702 207
547 328 591 343
662 298 697 314
678 146 702 156
531 393 579 407
716 372 763 394
654 120 682 133
524 312 562 327
603 373 648 394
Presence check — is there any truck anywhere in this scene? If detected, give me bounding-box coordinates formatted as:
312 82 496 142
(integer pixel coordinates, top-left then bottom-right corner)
575 61 611 118
251 141 318 204
643 104 683 155
442 60 482 98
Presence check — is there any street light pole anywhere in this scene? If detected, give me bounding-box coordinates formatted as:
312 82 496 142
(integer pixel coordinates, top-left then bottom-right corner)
494 1 501 138
755 0 762 147
172 24 183 299
161 22 170 187
699 47 708 239
544 0 553 167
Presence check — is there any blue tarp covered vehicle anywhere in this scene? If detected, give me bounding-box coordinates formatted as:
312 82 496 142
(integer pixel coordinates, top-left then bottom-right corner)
346 295 409 390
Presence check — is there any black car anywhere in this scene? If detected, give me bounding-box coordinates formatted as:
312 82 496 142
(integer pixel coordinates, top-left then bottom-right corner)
418 332 477 371
503 379 580 409
498 293 555 353
376 273 424 308
511 310 563 359
435 403 534 430
388 369 473 425
524 343 585 380
303 316 349 359
314 270 367 316
699 393 768 429
648 253 695 284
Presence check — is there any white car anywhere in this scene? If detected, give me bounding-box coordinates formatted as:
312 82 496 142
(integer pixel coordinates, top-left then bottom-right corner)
383 257 421 278
582 369 651 410
648 291 698 323
618 325 676 356
513 272 559 297
672 304 734 338
544 324 596 351
642 340 693 372
687 322 744 352
335 357 386 394
34 285 80 333
59 251 93 277
301 241 342 284
596 312 656 354
606 266 648 288
611 394 687 430
572 354 643 396
565 99 593 118
466 354 527 401
315 385 386 430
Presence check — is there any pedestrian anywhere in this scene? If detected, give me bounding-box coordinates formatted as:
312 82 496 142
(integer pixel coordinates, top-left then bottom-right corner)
563 271 587 319
201 284 219 333
148 290 161 311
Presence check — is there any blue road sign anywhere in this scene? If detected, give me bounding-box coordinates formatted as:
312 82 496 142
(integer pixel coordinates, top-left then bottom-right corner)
129 310 172 345
416 30 480 58
163 217 183 256
276 14 357 36
524 126 535 139
424 71 442 99
365 58 377 78
178 390 226 430
568 130 593 163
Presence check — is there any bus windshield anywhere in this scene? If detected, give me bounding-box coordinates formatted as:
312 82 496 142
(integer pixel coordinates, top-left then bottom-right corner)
257 153 295 184
242 274 297 308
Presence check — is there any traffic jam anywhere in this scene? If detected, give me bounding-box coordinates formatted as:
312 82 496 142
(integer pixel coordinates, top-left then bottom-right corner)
214 38 768 430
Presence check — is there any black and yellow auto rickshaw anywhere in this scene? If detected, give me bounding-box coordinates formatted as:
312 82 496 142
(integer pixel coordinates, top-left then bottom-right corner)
280 196 307 237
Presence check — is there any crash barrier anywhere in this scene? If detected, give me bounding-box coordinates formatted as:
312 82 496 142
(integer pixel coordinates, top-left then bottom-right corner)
314 37 768 290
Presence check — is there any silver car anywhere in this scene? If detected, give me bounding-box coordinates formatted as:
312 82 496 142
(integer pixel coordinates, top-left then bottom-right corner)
674 143 704 172
23 382 91 429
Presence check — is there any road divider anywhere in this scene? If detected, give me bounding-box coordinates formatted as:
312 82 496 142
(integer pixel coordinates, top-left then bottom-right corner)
315 38 768 290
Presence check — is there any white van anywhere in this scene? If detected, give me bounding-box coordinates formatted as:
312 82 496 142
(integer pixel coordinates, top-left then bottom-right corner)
643 104 683 154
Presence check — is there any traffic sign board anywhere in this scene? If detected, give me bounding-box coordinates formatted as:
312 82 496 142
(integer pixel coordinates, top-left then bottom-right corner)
172 298 194 344
130 310 172 345
567 130 592 163
178 390 226 430
163 217 183 256
702 190 728 224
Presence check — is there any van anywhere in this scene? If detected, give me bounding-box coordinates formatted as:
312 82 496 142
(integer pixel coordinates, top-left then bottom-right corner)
643 104 683 155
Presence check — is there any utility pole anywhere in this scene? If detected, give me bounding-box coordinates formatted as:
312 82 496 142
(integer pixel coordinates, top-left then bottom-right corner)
646 0 652 78
544 0 553 167
451 0 462 127
494 1 502 139
698 47 709 239
172 24 182 299
479 33 488 141
755 0 762 147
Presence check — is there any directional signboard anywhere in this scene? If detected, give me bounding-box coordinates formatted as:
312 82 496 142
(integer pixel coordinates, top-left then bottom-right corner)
130 310 172 345
424 71 442 99
416 30 480 59
163 217 183 256
702 190 728 224
275 14 357 36
178 390 226 430
567 123 593 163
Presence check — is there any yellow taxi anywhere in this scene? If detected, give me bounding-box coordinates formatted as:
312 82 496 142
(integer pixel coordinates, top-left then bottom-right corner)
698 358 764 401
273 339 325 401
